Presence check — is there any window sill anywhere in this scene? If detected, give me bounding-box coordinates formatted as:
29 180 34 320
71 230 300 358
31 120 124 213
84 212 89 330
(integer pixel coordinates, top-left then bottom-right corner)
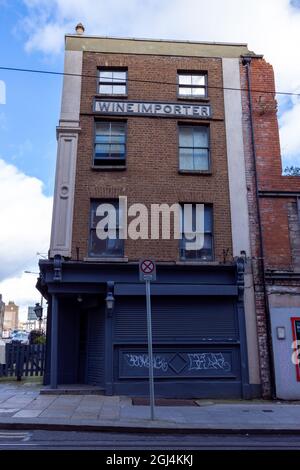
95 93 128 99
178 170 212 175
177 96 210 103
92 165 127 171
83 257 128 263
176 260 217 265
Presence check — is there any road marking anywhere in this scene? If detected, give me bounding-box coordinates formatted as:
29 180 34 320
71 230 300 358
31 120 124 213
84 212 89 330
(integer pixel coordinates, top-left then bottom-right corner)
0 409 20 413
0 443 37 447
0 431 31 441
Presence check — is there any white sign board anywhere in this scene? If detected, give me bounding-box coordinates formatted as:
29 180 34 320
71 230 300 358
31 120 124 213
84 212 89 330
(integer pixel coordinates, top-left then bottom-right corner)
94 100 211 119
139 259 156 282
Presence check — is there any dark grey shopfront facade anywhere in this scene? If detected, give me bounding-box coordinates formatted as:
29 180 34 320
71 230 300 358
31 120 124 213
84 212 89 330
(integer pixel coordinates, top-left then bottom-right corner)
39 257 254 398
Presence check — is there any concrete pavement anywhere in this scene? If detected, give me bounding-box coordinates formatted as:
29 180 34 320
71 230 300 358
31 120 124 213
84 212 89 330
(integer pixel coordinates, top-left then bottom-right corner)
1 381 300 433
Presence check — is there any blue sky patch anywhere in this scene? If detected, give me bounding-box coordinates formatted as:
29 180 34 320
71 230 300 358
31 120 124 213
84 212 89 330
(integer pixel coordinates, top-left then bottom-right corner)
290 0 300 8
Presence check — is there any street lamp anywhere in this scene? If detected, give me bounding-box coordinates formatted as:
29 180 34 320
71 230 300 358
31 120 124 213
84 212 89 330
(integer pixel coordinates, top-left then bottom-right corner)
33 303 43 331
105 291 115 312
24 270 44 329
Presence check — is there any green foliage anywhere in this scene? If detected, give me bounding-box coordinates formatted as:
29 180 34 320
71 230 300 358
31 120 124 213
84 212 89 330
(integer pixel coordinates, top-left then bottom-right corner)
283 166 300 176
35 335 46 345
28 330 46 345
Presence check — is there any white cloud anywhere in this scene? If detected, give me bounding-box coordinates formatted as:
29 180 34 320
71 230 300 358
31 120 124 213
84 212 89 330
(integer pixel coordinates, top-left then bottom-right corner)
279 97 300 166
0 159 52 318
21 0 148 53
25 22 68 55
19 0 300 98
19 0 300 166
0 273 41 322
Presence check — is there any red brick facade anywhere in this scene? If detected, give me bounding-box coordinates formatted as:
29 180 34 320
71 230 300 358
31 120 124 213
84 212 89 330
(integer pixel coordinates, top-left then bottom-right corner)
44 34 300 398
72 52 233 263
68 46 300 398
240 58 300 397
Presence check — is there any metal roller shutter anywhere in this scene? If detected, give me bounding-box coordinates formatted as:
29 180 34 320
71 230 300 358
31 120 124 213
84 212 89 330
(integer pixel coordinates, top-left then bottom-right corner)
113 295 242 398
114 296 238 342
87 307 105 386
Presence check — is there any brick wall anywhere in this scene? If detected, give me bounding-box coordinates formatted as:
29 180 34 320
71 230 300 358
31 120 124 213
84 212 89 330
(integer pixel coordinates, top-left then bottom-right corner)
240 58 272 397
288 201 300 269
245 58 300 192
241 57 300 274
71 52 233 262
260 197 293 270
241 57 300 397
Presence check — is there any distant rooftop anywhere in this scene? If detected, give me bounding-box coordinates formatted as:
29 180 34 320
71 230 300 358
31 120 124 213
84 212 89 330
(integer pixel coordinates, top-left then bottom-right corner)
65 34 261 59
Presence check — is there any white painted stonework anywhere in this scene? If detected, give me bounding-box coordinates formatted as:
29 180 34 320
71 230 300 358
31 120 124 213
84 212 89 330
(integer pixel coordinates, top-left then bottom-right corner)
222 58 260 386
49 50 82 257
60 51 83 126
222 58 251 257
50 131 79 257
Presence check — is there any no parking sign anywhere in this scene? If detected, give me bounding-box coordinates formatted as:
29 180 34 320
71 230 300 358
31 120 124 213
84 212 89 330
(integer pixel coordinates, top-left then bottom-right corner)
139 258 156 281
139 258 156 420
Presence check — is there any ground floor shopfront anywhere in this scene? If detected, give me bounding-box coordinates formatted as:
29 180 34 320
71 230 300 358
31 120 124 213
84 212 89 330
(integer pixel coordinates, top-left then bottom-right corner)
39 258 260 399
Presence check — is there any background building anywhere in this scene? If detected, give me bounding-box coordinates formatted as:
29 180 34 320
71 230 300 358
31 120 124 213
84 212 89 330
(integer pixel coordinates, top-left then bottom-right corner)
28 306 37 321
38 29 264 398
3 301 19 333
22 306 38 331
0 295 5 338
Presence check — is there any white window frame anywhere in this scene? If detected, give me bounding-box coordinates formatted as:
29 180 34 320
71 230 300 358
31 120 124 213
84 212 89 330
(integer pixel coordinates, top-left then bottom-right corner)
98 69 127 96
178 72 207 98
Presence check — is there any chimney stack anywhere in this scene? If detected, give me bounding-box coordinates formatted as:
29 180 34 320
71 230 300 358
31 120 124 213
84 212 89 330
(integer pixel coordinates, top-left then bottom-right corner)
75 23 85 35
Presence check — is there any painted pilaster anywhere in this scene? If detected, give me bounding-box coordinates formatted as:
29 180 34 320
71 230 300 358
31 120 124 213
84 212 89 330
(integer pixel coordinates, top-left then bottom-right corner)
222 58 260 388
49 50 82 257
50 294 58 389
105 306 114 396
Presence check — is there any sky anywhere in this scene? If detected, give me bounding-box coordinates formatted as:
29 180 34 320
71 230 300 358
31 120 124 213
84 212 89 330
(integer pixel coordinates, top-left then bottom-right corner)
0 0 300 322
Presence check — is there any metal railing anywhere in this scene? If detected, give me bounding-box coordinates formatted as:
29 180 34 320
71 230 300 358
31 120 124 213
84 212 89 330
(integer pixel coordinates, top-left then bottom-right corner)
0 342 45 380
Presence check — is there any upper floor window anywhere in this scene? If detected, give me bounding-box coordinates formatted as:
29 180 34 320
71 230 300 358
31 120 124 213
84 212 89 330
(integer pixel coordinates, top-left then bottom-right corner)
89 199 124 258
179 204 213 261
178 72 207 98
179 125 210 171
94 121 126 167
98 69 127 95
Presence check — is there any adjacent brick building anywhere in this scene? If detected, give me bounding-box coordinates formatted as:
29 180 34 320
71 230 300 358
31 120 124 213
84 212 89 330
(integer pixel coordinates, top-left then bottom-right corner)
240 58 300 399
39 27 298 399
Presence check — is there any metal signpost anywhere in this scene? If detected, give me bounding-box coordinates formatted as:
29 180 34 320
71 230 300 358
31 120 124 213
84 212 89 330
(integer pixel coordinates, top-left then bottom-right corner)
139 259 156 420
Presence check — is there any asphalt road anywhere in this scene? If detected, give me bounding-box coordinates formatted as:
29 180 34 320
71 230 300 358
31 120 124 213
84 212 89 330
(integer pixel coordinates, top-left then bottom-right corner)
1 430 300 450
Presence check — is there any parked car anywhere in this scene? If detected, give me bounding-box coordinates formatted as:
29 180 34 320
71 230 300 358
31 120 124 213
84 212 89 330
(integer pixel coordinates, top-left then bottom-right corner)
10 329 21 338
0 339 5 365
10 331 29 345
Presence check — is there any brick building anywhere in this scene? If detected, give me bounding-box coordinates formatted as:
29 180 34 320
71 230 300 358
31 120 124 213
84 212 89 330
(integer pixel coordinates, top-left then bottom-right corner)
3 301 19 333
239 58 300 399
0 295 5 337
38 27 281 398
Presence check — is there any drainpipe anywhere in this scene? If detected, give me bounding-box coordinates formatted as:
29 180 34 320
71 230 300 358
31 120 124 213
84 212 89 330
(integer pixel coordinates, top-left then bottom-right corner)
242 56 276 398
